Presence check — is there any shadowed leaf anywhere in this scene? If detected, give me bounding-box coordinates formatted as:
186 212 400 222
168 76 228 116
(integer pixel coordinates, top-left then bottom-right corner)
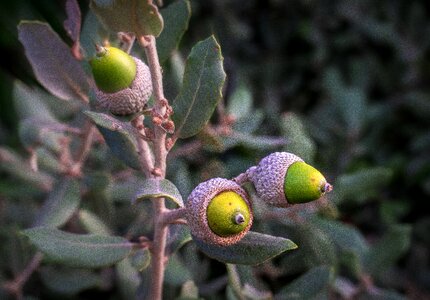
64 0 81 43
40 266 101 295
193 232 297 265
90 0 163 37
18 21 89 102
85 111 141 170
33 178 81 228
275 265 333 300
157 0 191 63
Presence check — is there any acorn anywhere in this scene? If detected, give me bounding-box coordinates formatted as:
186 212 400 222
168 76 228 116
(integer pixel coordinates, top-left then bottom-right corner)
90 46 152 115
186 178 253 246
246 152 332 207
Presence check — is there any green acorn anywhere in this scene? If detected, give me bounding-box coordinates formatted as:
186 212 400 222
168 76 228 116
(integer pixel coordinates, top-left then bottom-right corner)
186 178 253 246
90 46 152 115
247 152 332 207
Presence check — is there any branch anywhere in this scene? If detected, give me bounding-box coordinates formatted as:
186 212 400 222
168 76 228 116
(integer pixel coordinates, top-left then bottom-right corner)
3 252 43 299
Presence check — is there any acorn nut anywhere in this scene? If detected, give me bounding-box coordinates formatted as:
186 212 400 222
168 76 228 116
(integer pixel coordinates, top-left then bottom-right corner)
247 152 332 207
90 46 152 115
186 178 253 246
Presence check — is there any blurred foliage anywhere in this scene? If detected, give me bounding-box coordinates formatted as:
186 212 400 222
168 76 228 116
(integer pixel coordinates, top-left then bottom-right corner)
1 0 429 299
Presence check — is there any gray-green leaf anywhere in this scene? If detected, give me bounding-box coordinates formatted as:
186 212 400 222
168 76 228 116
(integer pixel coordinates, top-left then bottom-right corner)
90 0 163 37
78 209 112 236
133 178 184 207
40 266 102 295
281 112 316 163
85 111 141 170
33 178 81 228
363 224 411 277
18 21 89 102
193 231 297 265
173 36 226 139
157 0 191 63
22 227 133 268
275 265 333 300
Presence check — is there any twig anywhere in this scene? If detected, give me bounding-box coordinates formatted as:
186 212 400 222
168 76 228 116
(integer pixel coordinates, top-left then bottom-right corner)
160 207 187 225
131 115 155 178
139 35 168 176
3 252 44 299
28 148 38 172
232 172 249 185
118 32 136 53
168 140 203 159
69 121 96 176
138 34 171 300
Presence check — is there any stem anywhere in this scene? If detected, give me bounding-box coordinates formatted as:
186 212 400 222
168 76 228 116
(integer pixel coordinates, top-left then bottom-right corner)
140 35 168 176
3 252 43 298
232 172 249 185
139 34 170 300
131 115 154 178
160 207 187 225
69 122 96 176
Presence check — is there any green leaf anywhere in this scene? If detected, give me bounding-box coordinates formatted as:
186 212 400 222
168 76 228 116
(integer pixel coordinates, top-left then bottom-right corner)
178 280 200 299
193 231 297 265
310 217 368 255
357 289 406 300
166 225 192 255
22 227 133 268
116 257 140 300
157 0 191 63
363 224 411 277
39 266 102 295
221 133 287 151
275 265 333 300
85 111 141 170
227 84 253 120
173 36 226 139
90 0 163 37
281 112 316 163
108 176 146 203
17 21 89 102
165 254 192 286
323 67 367 134
64 0 81 44
80 10 109 58
33 178 81 228
242 284 273 300
133 178 184 207
13 81 56 121
333 167 393 204
19 118 65 153
0 147 53 191
232 110 264 134
78 209 112 236
130 248 151 272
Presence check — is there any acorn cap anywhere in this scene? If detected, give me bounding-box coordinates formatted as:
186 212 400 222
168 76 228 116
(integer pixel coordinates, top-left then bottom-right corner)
185 178 253 246
95 57 152 115
247 152 302 207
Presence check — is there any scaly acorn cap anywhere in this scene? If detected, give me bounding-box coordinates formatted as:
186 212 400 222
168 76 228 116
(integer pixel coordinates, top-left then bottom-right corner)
90 46 153 115
185 178 253 246
247 152 332 207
